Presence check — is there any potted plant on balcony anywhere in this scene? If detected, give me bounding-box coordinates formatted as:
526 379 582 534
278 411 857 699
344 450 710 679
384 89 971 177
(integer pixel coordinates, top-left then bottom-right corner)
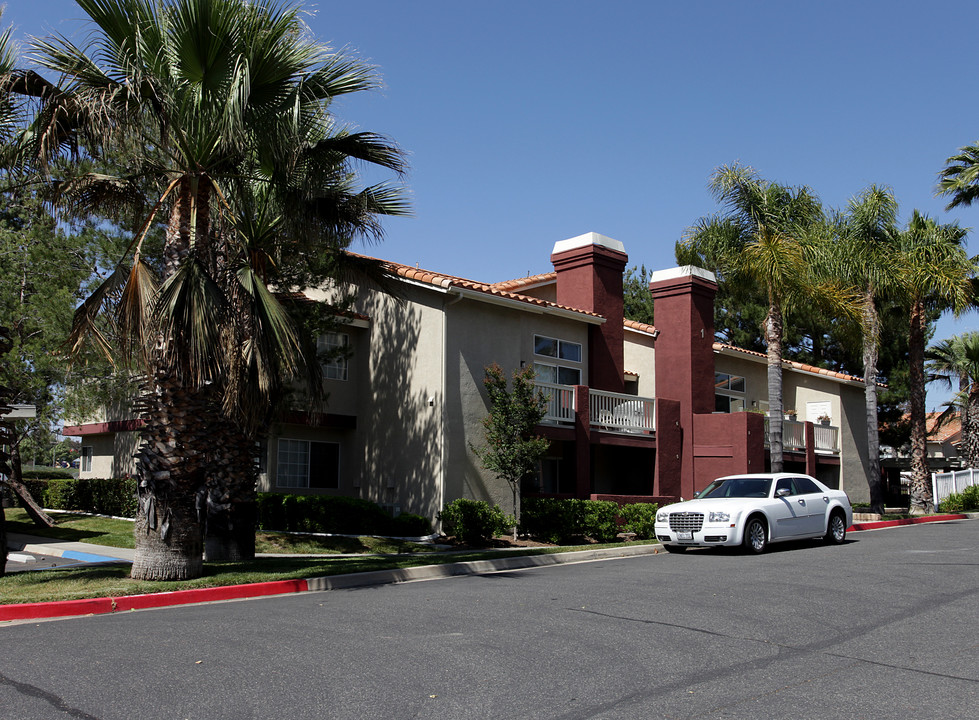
784 409 797 422
817 414 832 426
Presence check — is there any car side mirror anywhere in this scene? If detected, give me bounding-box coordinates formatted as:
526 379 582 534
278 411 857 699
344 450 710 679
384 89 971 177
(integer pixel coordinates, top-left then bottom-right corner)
775 487 792 498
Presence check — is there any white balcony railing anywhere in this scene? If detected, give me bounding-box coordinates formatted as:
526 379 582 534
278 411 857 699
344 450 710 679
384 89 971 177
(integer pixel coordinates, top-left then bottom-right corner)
763 417 840 455
535 381 576 424
814 424 840 453
590 389 656 434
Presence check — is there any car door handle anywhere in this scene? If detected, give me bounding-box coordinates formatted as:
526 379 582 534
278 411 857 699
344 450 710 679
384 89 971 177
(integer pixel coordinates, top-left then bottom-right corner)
797 499 806 506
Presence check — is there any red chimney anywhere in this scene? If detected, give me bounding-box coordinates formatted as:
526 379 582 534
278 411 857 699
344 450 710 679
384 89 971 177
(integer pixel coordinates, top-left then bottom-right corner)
551 232 627 392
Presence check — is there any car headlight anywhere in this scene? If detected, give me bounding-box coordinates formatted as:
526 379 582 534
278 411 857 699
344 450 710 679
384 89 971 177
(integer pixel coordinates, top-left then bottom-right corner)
708 511 730 522
656 511 669 523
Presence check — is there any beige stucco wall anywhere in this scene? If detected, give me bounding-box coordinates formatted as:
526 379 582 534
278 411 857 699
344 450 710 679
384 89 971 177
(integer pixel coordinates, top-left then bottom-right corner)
713 351 870 502
77 431 138 479
623 329 656 397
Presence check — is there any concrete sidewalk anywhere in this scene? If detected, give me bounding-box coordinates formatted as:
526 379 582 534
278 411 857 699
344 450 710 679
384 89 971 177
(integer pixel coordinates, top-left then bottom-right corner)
6 532 135 564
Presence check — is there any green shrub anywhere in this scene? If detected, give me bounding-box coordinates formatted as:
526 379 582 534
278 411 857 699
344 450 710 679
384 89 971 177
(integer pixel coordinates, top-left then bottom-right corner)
520 498 619 543
390 512 433 537
255 493 427 536
14 478 137 517
21 467 74 480
438 499 514 545
618 502 659 540
961 484 979 510
940 493 965 513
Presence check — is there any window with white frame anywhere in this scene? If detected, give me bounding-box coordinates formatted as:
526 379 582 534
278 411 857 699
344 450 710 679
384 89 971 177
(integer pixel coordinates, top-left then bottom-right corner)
714 372 746 413
81 446 93 472
276 439 340 489
534 334 582 386
319 332 349 381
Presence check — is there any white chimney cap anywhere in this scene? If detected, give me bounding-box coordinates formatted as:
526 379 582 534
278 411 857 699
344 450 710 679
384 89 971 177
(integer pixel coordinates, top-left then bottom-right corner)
552 232 625 255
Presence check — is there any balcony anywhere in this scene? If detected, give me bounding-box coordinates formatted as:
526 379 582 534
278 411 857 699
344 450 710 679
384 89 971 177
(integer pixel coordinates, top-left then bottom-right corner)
534 382 655 434
764 418 840 455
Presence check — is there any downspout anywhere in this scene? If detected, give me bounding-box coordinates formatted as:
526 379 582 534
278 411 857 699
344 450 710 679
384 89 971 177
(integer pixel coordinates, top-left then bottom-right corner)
439 291 465 529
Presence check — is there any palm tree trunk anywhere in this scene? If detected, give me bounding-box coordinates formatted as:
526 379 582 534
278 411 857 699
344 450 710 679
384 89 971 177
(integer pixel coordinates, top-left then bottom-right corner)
765 301 785 472
967 385 979 468
908 300 932 514
130 366 209 580
862 294 884 513
203 417 258 562
1 325 12 576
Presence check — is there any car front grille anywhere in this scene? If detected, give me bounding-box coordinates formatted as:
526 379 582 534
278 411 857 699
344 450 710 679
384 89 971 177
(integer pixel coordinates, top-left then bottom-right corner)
668 512 704 532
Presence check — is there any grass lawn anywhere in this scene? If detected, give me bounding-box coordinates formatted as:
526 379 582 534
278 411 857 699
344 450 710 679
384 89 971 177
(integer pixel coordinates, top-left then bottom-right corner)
2 508 656 605
1 508 437 554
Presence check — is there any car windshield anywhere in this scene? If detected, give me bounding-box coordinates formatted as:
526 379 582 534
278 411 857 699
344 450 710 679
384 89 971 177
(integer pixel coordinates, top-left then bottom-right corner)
699 477 772 499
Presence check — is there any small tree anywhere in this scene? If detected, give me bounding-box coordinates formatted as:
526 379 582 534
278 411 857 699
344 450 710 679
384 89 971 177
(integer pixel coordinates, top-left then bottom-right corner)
471 363 550 539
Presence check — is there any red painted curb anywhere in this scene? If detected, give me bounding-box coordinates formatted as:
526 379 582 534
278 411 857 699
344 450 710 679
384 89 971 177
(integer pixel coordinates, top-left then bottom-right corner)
850 514 968 531
0 578 309 622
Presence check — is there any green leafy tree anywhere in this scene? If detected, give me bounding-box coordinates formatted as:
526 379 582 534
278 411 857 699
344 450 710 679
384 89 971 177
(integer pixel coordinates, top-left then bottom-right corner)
471 364 550 540
623 265 655 325
812 186 901 513
927 332 979 468
680 163 836 472
897 212 975 514
26 0 408 579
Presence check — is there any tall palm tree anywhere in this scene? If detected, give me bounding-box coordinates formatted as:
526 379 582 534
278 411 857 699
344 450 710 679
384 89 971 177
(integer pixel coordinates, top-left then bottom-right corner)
28 0 408 579
897 212 975 514
680 164 827 471
816 187 900 513
926 332 979 468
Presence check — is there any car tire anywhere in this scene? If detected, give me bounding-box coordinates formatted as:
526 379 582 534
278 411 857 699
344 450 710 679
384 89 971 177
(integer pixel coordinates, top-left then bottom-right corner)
663 544 686 553
825 510 847 544
742 516 767 554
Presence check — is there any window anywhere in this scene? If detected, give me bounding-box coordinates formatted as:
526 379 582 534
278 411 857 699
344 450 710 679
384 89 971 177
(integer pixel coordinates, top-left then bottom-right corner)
81 446 93 472
534 334 582 385
319 332 349 381
714 372 746 413
276 439 340 489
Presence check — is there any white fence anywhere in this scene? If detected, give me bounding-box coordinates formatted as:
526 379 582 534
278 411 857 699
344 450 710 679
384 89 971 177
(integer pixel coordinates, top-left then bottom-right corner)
931 468 979 511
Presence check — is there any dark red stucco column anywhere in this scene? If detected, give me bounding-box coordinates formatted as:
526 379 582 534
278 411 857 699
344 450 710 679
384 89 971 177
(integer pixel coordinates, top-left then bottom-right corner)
551 233 628 393
649 266 718 498
574 385 591 498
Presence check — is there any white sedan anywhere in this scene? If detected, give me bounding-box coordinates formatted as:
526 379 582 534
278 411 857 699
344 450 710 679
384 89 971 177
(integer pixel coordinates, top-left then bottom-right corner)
654 473 853 553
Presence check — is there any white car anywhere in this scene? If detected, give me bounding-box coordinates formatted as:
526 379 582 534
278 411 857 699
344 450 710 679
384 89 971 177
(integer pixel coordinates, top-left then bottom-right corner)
654 473 853 553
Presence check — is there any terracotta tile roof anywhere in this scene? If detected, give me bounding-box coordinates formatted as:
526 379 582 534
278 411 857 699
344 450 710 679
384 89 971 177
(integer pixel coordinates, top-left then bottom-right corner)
624 319 657 335
713 342 866 384
352 253 603 319
925 412 962 443
490 272 557 291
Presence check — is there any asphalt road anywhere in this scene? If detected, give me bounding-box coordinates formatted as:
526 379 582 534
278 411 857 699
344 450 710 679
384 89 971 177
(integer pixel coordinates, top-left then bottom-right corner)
1 521 977 720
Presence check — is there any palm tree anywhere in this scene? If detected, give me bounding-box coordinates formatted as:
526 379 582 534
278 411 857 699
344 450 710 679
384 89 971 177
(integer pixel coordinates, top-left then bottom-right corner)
926 332 979 468
28 0 408 579
680 164 827 471
817 187 900 513
897 212 975 514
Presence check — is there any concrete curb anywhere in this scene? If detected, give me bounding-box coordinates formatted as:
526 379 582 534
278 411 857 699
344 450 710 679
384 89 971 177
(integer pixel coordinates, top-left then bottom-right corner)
1 544 660 623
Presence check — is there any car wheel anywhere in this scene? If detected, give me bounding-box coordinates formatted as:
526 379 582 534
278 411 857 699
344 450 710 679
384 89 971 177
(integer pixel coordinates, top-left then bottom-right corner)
663 544 686 553
825 510 847 544
742 516 767 554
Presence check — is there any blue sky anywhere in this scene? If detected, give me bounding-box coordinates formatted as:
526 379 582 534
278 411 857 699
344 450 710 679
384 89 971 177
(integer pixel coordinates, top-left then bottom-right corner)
4 0 978 409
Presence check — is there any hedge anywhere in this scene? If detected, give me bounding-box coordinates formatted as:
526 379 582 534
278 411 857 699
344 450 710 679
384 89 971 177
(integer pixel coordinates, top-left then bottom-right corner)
17 477 138 518
437 499 514 545
256 493 433 537
519 497 620 544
